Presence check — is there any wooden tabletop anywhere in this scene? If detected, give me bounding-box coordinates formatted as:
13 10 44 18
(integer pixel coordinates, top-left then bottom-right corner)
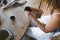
0 0 41 40
0 6 29 40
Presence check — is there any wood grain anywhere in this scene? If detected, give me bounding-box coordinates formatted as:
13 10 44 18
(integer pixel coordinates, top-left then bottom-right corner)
0 0 41 40
0 6 29 40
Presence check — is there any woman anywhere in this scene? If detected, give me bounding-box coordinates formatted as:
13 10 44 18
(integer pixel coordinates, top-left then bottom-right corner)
24 0 60 40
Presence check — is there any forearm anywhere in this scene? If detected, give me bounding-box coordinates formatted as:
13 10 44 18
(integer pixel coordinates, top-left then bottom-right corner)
30 7 43 14
28 12 45 32
28 12 60 33
25 7 43 14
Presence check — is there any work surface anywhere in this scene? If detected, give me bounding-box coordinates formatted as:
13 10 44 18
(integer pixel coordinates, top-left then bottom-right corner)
0 0 41 40
0 6 29 40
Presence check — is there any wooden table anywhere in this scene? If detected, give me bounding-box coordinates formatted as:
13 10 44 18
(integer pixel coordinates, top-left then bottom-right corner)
0 0 41 40
0 6 29 40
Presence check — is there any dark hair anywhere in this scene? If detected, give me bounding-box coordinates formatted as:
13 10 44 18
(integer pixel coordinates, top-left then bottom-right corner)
52 0 60 9
24 6 32 12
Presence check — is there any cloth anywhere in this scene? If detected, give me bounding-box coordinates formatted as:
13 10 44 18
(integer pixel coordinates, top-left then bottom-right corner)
26 15 54 40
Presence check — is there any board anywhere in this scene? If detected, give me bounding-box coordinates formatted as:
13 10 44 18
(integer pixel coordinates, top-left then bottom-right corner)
0 6 29 40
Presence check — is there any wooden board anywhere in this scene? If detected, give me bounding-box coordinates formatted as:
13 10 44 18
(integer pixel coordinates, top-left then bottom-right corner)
0 6 29 40
0 0 41 40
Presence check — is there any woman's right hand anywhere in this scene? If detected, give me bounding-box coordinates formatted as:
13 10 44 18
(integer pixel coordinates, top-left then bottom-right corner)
24 7 32 17
24 6 43 15
24 11 30 17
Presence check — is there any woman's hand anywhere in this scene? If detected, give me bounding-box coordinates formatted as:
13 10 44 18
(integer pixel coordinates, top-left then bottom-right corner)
24 7 32 17
24 6 43 14
24 11 30 17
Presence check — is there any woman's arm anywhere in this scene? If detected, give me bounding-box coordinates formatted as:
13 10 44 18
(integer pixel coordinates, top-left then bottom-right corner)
24 7 43 14
28 12 46 32
28 12 60 33
44 14 60 32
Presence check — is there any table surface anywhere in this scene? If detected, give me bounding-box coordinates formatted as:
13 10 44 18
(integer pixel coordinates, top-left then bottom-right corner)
0 6 29 40
0 0 41 40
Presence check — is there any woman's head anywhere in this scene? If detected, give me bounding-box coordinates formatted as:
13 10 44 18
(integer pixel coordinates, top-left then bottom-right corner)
52 0 60 9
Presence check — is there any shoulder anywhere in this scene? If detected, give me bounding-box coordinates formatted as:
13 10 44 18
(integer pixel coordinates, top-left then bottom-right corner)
52 12 60 19
53 9 60 18
52 13 60 25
